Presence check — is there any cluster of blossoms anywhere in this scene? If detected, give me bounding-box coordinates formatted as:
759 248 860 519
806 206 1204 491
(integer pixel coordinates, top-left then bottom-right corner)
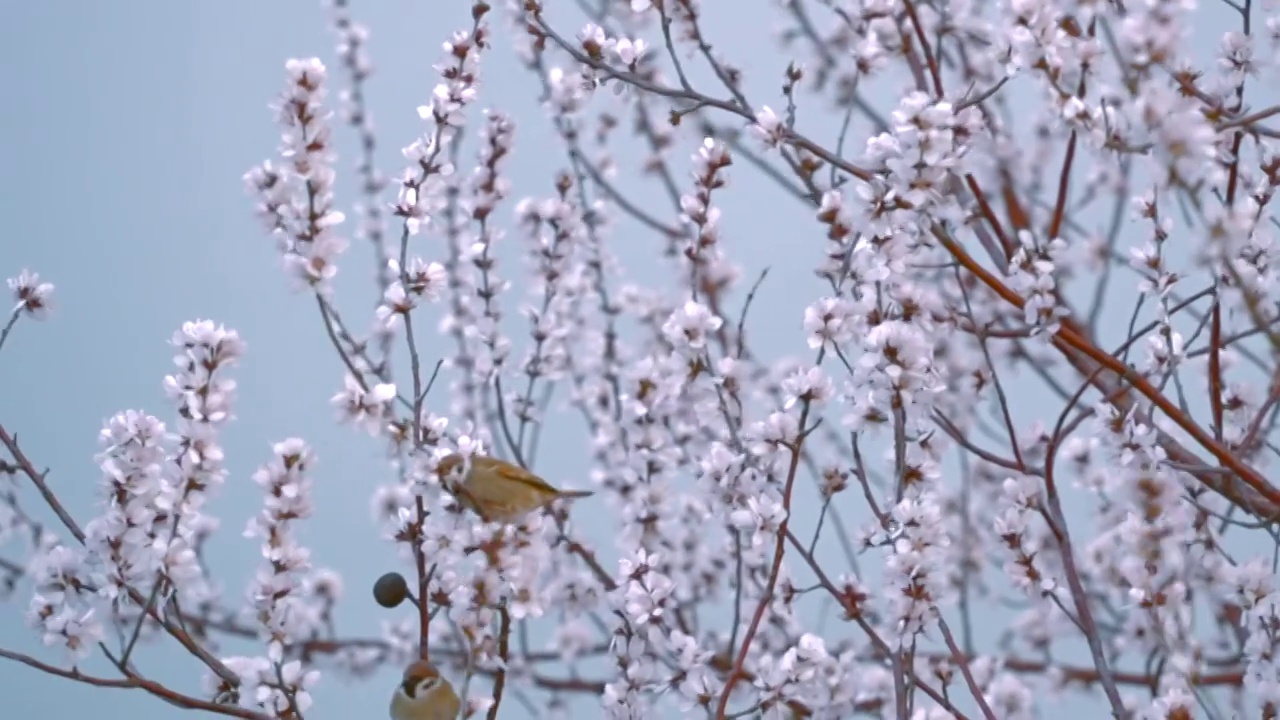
245 58 349 294
24 320 243 665
214 438 330 716
7 0 1280 719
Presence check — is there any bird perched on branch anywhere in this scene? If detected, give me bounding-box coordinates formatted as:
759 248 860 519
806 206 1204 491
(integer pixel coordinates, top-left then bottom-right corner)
435 453 594 523
390 660 461 720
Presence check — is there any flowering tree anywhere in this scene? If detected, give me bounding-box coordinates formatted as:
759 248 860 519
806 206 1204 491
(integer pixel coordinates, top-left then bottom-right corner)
5 0 1280 718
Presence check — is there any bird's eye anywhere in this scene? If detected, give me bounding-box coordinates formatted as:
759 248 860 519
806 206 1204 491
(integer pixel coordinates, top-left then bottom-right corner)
418 677 439 693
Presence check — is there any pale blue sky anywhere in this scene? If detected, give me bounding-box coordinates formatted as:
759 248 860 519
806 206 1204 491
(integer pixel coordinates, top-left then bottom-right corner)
0 1 1264 719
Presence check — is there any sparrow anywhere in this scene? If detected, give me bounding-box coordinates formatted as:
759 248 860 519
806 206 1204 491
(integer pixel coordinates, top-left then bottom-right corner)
435 453 593 523
390 660 461 720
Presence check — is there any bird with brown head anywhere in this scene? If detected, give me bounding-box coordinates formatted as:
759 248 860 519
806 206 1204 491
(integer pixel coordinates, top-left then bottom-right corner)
389 660 461 720
436 452 593 523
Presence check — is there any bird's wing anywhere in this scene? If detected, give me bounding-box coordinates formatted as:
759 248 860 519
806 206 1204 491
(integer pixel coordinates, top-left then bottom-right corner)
494 464 593 500
462 470 531 520
450 482 491 521
444 685 463 716
493 462 561 494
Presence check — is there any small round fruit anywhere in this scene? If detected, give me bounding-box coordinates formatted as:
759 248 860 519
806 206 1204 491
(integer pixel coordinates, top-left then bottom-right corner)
372 571 409 608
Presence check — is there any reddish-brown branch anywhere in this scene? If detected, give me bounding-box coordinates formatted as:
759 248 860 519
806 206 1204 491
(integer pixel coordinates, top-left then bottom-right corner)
999 655 1243 687
1056 318 1279 501
0 647 272 720
485 605 512 720
0 425 86 545
901 0 944 98
1046 129 1077 242
1046 23 1092 243
713 403 813 719
1209 121 1248 444
0 423 241 686
1000 172 1033 233
937 617 998 720
964 175 1014 259
1209 302 1226 439
414 496 431 661
928 231 1280 514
